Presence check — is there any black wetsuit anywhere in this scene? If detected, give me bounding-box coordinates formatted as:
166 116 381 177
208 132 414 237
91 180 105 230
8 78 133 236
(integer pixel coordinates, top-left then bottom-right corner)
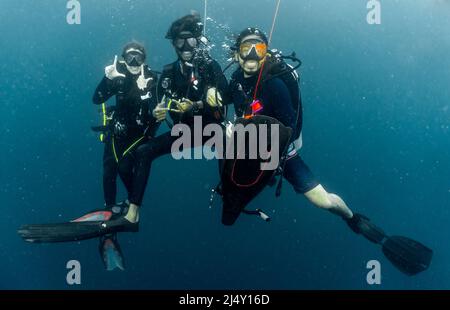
229 68 319 194
131 58 228 205
92 62 159 206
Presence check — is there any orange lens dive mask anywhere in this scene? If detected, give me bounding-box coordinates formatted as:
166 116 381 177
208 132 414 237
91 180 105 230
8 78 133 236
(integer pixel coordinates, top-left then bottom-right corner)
239 40 267 61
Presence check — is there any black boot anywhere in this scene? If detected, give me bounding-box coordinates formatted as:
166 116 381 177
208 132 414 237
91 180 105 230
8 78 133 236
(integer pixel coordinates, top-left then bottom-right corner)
344 213 386 244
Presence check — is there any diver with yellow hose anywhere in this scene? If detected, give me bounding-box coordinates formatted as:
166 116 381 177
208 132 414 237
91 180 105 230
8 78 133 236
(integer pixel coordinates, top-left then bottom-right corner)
91 42 159 270
17 42 159 271
93 42 159 209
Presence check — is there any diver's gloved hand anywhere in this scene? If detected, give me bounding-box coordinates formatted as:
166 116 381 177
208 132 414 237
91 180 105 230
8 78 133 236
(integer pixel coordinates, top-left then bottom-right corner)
105 55 126 80
136 65 152 91
152 102 168 122
174 98 195 113
206 87 223 107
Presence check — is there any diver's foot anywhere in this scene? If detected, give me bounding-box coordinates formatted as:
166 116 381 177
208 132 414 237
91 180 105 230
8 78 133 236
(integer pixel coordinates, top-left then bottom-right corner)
345 213 368 234
103 215 139 233
124 203 140 224
344 213 386 244
124 214 139 224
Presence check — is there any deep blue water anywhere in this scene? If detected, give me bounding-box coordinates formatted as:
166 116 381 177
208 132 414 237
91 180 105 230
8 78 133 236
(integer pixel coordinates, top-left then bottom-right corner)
1 0 449 289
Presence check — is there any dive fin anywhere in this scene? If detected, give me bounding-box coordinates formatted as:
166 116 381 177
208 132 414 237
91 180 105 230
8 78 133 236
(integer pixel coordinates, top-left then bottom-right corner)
382 236 433 276
346 213 433 276
73 210 113 222
18 216 138 243
99 234 125 271
18 221 108 243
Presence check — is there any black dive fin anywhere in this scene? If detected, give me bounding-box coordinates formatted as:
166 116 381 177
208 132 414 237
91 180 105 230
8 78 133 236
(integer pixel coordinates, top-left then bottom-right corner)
382 236 433 276
346 214 433 276
18 221 108 243
18 216 138 243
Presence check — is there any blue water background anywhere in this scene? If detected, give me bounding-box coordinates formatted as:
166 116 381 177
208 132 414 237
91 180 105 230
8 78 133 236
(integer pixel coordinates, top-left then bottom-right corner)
0 0 449 289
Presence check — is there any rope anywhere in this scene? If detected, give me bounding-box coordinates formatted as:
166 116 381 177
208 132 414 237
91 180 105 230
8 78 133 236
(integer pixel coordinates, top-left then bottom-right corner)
252 0 282 102
253 62 266 102
268 0 282 44
204 0 208 35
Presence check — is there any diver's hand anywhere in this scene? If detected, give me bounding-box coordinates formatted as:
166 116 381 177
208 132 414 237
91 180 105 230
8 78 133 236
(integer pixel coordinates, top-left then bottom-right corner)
206 87 223 107
152 102 169 122
105 55 126 80
136 65 152 91
174 98 195 113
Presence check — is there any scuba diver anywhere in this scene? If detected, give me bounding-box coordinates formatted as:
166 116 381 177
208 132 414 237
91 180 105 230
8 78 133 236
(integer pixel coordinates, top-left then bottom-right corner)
91 42 159 270
153 12 227 127
92 42 159 224
219 27 432 276
18 43 160 268
120 12 229 224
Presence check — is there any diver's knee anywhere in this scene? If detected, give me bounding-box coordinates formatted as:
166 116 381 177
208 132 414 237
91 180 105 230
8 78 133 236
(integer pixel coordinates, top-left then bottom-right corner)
313 195 336 210
118 164 131 176
304 185 334 209
135 144 148 156
136 143 157 160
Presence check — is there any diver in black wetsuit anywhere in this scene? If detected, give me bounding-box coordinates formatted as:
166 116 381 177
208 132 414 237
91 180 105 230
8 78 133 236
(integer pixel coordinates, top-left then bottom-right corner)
122 13 228 223
93 42 159 211
223 28 432 275
92 42 159 270
17 42 161 256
